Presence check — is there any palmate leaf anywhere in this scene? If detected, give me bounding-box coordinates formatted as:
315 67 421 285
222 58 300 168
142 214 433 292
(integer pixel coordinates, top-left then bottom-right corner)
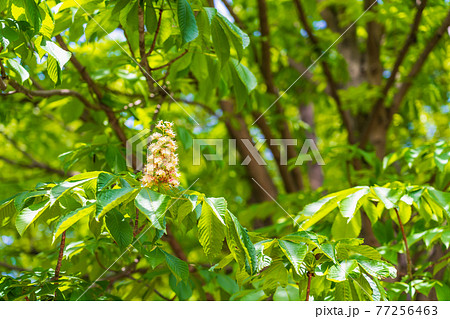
50 172 100 205
105 209 133 249
198 199 226 259
134 188 170 230
96 187 139 220
177 0 198 44
278 239 307 275
53 202 96 242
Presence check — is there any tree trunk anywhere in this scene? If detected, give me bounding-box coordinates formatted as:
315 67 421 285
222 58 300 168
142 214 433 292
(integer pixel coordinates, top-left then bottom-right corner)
221 100 278 202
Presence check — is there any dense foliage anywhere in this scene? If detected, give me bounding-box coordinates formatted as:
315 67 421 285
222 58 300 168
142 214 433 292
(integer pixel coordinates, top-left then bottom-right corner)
0 0 449 301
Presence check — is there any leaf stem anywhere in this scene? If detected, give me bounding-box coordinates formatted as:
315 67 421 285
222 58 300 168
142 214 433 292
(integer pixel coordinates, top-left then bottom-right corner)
394 208 412 278
306 271 313 301
54 231 66 281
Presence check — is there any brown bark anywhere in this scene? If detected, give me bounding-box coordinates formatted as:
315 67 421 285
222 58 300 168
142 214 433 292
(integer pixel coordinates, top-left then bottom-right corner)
293 0 356 145
221 100 278 202
257 0 304 190
299 104 324 190
360 8 450 158
53 231 66 281
253 112 298 193
364 0 384 86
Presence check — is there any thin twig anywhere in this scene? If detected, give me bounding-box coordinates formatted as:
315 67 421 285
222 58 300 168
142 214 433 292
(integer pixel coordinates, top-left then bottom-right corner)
306 271 313 301
151 50 188 71
147 2 165 57
54 231 66 281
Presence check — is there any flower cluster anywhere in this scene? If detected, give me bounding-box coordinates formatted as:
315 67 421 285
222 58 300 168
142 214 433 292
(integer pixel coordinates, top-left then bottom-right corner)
141 121 180 188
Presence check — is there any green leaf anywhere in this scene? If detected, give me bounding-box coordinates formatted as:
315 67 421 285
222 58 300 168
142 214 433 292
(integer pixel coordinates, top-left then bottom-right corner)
47 55 61 85
372 187 404 210
331 211 361 239
96 187 139 220
50 176 98 206
105 145 127 174
357 259 397 279
53 203 96 242
15 200 50 235
225 210 258 275
261 261 288 295
340 244 381 260
211 16 230 66
105 209 133 249
38 2 54 38
198 199 226 259
145 0 157 34
144 247 166 269
335 281 352 301
216 12 249 49
327 260 358 282
134 188 170 230
0 196 17 228
177 0 199 44
230 58 257 93
204 197 226 224
338 187 369 219
97 172 118 192
300 188 359 229
40 39 72 68
24 0 42 31
427 188 450 217
7 59 29 83
164 251 189 283
278 239 307 275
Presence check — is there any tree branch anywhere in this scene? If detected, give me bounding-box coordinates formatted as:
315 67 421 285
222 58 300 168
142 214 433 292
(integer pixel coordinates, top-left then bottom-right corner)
0 132 75 177
6 80 98 110
293 0 356 145
0 261 28 272
53 231 66 281
389 9 450 118
138 4 155 92
257 0 304 190
151 50 188 71
147 4 164 57
55 35 130 151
